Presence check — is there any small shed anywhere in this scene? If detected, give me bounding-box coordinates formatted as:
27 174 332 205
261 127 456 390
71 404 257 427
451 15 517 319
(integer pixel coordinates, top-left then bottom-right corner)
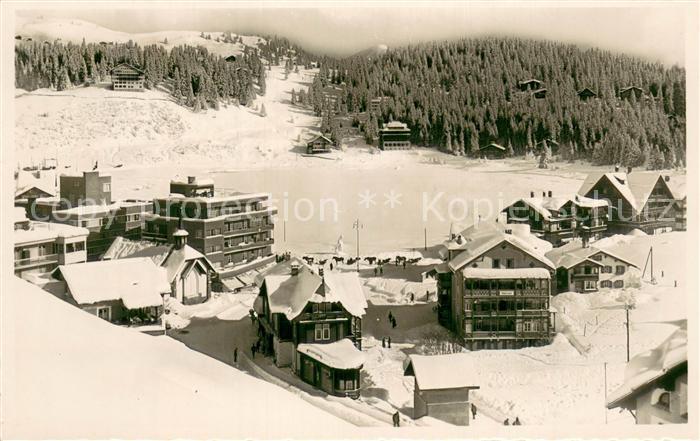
404 353 480 425
620 86 643 101
532 88 548 99
306 134 334 154
578 88 597 101
479 143 506 159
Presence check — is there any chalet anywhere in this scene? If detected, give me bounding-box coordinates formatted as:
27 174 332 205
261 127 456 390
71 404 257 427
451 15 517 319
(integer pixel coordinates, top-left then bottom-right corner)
379 121 411 150
578 88 597 101
518 79 543 91
403 354 480 425
306 134 334 154
607 325 687 424
437 221 556 350
545 239 639 293
110 63 145 91
665 176 686 231
532 88 548 99
103 230 216 305
14 169 55 210
52 258 170 324
502 191 609 246
14 217 89 279
15 183 54 202
578 169 678 234
479 143 506 159
620 86 644 101
255 259 367 398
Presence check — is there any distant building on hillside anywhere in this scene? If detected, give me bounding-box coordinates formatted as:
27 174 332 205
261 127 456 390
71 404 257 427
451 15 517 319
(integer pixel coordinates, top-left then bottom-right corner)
532 88 548 99
143 176 276 277
619 86 644 101
578 88 597 101
306 134 334 154
502 191 609 246
255 259 367 398
111 63 145 91
369 97 389 113
607 326 687 424
518 79 543 91
379 121 411 150
437 221 556 350
479 143 506 159
60 170 112 207
404 354 480 425
578 168 678 235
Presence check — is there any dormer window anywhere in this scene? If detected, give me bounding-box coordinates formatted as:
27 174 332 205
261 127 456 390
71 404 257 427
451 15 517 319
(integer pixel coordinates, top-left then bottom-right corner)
651 388 671 411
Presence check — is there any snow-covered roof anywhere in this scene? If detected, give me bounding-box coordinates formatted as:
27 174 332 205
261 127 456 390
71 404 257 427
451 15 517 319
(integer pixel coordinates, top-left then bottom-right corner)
306 133 333 145
578 172 669 214
14 221 89 245
381 121 409 131
404 353 481 391
171 176 214 186
14 170 55 198
102 237 166 262
161 245 216 283
461 267 551 279
55 258 169 309
254 256 308 286
607 325 687 409
445 221 554 272
296 339 365 370
262 262 367 320
664 176 686 200
509 194 608 221
481 143 506 151
545 238 638 269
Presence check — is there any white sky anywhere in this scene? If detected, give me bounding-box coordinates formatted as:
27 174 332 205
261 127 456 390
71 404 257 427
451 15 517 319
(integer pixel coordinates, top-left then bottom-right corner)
16 3 691 66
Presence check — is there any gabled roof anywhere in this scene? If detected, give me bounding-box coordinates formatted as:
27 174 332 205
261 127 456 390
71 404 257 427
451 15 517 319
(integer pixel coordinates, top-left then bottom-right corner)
444 221 555 271
381 121 409 131
102 237 167 262
607 325 687 409
504 195 608 221
306 134 333 145
296 339 365 370
519 79 543 86
578 172 672 214
545 238 638 269
480 143 506 151
111 62 144 75
55 258 169 309
161 245 216 283
262 262 367 320
578 87 597 96
404 353 481 391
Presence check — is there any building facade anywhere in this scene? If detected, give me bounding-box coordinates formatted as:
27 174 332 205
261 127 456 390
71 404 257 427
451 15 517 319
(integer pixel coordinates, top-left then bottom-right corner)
14 219 89 279
111 63 145 91
306 134 334 154
60 171 112 207
379 121 411 150
143 176 276 277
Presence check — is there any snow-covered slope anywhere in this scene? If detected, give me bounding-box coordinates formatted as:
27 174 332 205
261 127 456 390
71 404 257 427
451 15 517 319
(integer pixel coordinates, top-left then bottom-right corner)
15 16 265 57
1 277 347 439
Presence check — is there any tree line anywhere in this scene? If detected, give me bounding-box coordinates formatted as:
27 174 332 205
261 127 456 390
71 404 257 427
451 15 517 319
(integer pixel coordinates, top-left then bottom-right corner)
316 37 686 168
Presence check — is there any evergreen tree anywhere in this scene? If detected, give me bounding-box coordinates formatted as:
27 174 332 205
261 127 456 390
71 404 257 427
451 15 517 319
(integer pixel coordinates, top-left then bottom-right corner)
260 102 267 117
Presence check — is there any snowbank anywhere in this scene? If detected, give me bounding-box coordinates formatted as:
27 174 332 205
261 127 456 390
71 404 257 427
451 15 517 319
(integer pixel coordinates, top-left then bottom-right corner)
164 290 257 329
1 278 347 438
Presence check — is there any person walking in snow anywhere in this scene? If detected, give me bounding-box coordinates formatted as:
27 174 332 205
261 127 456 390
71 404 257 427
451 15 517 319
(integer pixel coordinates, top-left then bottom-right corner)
233 347 238 363
251 344 257 359
392 411 400 427
379 265 383 275
382 337 386 348
387 336 392 348
513 417 521 426
470 403 477 420
374 267 378 276
391 317 397 328
503 418 510 425
403 260 406 270
388 311 393 323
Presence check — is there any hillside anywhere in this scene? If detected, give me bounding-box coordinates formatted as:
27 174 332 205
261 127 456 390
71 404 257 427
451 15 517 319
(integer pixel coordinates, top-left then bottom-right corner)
1 277 348 438
324 37 686 168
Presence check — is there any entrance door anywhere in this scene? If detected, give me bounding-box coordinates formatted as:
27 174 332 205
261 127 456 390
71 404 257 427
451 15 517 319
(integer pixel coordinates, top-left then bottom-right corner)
321 366 333 393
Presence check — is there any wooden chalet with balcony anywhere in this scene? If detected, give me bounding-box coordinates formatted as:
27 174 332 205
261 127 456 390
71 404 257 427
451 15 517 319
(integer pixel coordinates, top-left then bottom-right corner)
111 63 145 91
255 259 367 398
578 169 678 235
437 221 556 350
545 239 639 293
306 134 334 154
502 191 609 246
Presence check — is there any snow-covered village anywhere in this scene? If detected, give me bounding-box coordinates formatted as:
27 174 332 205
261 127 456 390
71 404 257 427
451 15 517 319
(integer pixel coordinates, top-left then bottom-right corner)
1 3 697 440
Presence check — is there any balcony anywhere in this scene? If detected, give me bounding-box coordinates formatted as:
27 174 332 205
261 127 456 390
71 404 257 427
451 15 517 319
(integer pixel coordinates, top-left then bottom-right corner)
15 253 59 270
225 239 274 252
223 223 274 237
297 311 349 323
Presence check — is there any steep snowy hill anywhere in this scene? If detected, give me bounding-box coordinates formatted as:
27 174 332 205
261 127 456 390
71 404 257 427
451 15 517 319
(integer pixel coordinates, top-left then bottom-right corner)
15 16 265 57
1 277 348 439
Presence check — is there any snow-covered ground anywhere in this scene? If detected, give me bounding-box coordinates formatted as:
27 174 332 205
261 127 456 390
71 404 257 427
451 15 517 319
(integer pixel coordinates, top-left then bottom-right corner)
1 277 349 439
164 289 257 329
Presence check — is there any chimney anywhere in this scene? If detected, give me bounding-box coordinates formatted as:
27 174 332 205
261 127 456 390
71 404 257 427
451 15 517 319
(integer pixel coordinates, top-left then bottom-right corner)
187 176 196 184
664 175 670 182
173 229 189 250
627 166 632 174
530 191 535 198
291 263 300 276
548 190 552 198
614 165 620 172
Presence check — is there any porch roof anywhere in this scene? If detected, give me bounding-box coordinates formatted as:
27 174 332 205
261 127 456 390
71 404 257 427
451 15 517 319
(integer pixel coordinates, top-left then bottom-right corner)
296 339 365 370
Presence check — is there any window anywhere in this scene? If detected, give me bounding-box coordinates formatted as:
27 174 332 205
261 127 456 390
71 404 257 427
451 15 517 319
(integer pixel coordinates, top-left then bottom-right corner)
584 280 597 291
102 183 111 192
616 265 626 275
314 323 330 341
506 258 514 269
195 230 203 239
603 266 612 274
612 280 624 288
601 280 613 288
492 258 500 269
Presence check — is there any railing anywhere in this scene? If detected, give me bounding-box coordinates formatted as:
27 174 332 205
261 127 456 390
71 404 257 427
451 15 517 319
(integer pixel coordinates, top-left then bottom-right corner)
15 253 59 268
225 239 274 252
141 231 168 242
297 311 348 322
223 223 274 237
465 289 548 297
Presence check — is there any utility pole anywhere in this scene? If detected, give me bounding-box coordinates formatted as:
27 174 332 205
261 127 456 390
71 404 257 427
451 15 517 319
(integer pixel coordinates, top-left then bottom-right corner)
424 227 427 251
283 220 286 242
604 362 608 424
625 306 630 362
353 219 363 272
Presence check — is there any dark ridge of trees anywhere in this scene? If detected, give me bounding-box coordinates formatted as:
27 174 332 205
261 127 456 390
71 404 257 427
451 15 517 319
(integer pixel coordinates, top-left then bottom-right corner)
318 37 685 168
14 38 266 109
